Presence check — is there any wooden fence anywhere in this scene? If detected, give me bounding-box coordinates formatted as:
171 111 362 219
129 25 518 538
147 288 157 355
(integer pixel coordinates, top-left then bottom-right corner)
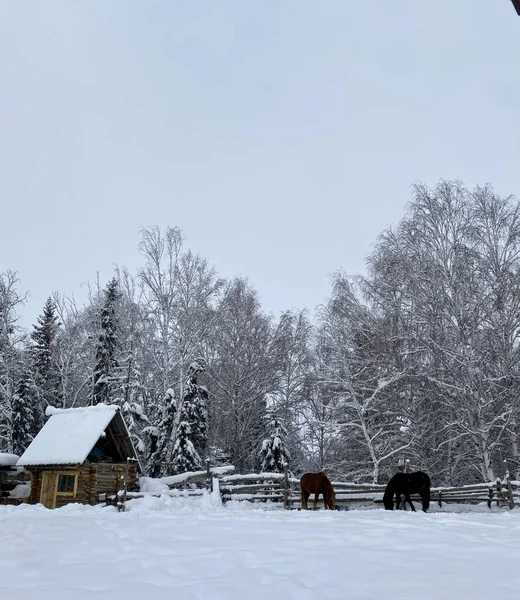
110 466 520 511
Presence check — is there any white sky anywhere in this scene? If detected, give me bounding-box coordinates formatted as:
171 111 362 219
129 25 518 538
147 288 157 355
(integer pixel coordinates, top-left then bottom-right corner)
1 1 519 325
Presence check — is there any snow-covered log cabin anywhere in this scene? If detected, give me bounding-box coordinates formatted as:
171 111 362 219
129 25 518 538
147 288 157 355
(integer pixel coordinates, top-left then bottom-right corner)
17 404 140 509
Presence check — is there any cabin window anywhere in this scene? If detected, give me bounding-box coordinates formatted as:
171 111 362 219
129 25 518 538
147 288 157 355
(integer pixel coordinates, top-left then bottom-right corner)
57 474 76 495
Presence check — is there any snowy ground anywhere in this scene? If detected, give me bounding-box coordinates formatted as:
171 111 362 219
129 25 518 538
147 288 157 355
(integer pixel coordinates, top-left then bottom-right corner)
2 495 520 600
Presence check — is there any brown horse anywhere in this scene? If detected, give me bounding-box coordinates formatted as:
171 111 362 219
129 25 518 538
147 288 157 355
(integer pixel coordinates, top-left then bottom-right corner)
300 472 336 510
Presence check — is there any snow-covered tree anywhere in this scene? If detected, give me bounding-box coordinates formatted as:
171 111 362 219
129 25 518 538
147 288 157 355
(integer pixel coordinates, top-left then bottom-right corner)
31 297 62 416
10 370 37 455
171 419 199 473
116 269 151 458
0 271 26 452
260 409 290 472
272 310 313 467
319 274 411 483
206 278 279 472
92 278 122 405
147 388 177 477
170 361 208 473
181 361 208 456
138 227 223 470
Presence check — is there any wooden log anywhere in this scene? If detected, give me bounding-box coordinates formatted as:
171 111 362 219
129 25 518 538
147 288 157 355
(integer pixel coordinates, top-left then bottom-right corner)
222 494 284 501
220 483 284 493
221 472 286 483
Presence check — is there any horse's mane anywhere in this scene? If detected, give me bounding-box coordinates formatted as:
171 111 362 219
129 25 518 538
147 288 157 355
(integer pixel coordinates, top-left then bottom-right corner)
322 475 336 508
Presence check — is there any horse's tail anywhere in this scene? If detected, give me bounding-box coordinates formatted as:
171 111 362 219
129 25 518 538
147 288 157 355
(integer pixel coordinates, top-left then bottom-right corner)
421 472 431 512
382 481 395 510
300 477 308 509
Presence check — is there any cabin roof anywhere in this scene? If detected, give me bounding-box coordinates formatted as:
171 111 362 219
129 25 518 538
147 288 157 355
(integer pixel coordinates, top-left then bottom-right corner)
17 404 138 468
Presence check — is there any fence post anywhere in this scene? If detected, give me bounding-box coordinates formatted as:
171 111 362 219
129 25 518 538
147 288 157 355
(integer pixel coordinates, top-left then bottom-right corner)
496 477 504 507
505 470 515 510
206 459 213 493
283 464 289 509
117 475 127 512
487 485 493 509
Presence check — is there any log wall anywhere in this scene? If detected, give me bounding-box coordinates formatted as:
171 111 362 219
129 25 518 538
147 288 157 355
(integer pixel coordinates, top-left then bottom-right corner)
26 462 138 508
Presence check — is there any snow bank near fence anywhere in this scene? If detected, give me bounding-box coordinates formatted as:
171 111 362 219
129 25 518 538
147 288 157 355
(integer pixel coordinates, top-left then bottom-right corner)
138 476 170 494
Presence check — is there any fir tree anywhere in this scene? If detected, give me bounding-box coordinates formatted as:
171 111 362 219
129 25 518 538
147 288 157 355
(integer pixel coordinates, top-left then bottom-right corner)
31 297 62 415
171 419 199 473
260 410 290 473
10 371 36 456
121 354 148 455
92 278 122 405
170 361 208 473
147 388 176 477
182 361 208 458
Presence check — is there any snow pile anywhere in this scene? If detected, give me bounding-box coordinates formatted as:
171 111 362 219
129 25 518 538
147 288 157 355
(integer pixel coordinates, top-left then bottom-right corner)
138 476 170 494
0 453 19 466
126 489 220 514
210 477 222 507
8 483 31 499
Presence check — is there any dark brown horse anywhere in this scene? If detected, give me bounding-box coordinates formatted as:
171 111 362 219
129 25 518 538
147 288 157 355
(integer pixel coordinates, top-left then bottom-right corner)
300 472 336 510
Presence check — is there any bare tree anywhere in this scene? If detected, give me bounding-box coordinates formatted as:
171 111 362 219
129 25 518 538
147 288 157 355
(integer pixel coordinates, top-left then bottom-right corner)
316 273 411 482
0 271 27 451
138 226 223 474
270 310 313 466
205 278 279 472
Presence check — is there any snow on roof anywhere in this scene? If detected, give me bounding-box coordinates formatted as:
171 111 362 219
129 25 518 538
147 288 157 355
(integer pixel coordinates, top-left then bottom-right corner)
17 404 120 467
0 453 20 466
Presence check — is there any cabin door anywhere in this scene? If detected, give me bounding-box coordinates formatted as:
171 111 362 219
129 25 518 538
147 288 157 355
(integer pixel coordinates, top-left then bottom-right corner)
40 472 58 509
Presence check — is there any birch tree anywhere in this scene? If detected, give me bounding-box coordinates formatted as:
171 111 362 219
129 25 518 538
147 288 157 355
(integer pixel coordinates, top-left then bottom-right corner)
0 271 27 452
319 273 411 482
206 278 279 471
138 226 223 473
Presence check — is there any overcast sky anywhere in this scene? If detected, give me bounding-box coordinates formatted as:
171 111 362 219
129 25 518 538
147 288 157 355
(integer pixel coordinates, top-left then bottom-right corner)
1 0 519 326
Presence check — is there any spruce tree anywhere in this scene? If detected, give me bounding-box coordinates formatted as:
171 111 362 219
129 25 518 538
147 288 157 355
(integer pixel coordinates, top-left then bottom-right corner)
31 297 62 415
147 388 177 477
170 361 208 473
10 371 36 456
171 420 199 473
92 278 122 405
260 410 290 473
183 361 208 458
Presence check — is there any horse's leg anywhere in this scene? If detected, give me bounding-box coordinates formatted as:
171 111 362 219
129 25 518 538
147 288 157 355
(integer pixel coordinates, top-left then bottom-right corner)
313 491 319 510
405 494 416 512
301 489 309 510
421 489 430 512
